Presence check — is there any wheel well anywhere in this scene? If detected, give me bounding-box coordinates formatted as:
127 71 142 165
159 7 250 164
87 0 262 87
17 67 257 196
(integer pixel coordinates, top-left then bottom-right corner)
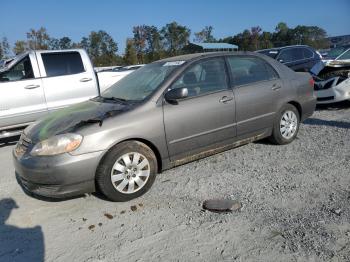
101 138 163 173
126 138 162 172
287 101 302 118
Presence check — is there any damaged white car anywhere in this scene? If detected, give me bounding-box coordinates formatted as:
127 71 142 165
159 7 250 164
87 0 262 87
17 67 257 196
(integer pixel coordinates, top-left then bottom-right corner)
312 45 350 104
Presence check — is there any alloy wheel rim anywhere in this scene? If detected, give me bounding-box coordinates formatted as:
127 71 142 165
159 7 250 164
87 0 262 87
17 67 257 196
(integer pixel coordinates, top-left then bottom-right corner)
110 152 150 194
280 110 298 139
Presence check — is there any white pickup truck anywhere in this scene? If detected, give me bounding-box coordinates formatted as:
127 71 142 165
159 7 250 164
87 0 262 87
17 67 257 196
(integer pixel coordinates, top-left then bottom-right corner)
97 64 145 91
0 49 130 140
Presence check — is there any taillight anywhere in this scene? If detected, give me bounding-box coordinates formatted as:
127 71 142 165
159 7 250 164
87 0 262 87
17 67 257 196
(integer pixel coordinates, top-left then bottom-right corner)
309 78 315 87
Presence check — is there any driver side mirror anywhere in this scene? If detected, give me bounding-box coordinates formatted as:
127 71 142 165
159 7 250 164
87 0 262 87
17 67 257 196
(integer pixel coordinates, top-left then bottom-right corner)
164 87 188 103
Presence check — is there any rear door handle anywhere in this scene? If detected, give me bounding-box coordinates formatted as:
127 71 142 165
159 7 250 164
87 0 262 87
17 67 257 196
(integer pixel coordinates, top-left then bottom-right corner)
24 84 40 89
271 84 281 90
80 78 92 82
219 96 234 103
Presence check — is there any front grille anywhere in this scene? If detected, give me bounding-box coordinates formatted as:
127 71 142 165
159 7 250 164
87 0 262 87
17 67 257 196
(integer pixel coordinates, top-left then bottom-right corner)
317 96 335 101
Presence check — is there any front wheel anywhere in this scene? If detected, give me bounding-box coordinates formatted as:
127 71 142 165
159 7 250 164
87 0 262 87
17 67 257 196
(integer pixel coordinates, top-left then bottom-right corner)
96 141 158 202
269 104 300 145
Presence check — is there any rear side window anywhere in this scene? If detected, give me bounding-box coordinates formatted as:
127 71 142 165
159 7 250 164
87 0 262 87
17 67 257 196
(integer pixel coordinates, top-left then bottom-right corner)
227 56 278 86
278 48 303 63
42 52 85 77
303 48 314 59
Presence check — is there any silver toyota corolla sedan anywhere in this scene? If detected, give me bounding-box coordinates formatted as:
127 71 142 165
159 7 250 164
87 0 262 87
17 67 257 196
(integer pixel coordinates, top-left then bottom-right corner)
13 52 316 201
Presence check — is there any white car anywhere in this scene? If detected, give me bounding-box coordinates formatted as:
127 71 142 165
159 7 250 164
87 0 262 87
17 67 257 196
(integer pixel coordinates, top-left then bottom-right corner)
315 76 350 104
322 45 350 66
312 46 350 104
97 64 145 91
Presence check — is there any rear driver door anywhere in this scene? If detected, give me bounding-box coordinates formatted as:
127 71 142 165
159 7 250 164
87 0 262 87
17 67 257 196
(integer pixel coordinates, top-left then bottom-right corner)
37 51 98 112
226 56 281 137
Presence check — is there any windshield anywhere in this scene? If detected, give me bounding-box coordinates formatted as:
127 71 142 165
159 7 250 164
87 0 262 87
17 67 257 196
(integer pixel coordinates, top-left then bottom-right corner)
325 46 350 60
101 61 183 101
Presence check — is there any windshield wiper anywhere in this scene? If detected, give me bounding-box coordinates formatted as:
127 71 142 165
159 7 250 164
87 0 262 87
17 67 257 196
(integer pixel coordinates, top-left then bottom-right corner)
100 96 128 103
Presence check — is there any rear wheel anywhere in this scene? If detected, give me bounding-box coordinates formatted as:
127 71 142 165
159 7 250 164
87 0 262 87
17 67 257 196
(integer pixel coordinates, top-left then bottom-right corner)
96 141 158 202
269 104 300 145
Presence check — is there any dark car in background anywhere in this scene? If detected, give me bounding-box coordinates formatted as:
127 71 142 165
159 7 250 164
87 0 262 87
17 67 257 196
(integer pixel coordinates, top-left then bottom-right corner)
13 52 316 202
257 45 321 72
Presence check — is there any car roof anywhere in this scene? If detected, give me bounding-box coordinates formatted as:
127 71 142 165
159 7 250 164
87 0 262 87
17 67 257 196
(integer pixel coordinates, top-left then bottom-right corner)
157 51 259 63
257 45 314 52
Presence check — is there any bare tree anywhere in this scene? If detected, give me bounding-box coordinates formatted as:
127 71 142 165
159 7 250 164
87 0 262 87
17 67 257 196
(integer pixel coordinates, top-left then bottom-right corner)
26 27 50 50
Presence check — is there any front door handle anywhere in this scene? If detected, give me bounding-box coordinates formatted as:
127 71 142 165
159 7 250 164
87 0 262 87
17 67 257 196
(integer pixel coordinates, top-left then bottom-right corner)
271 83 281 90
24 84 40 89
219 96 233 103
80 78 92 82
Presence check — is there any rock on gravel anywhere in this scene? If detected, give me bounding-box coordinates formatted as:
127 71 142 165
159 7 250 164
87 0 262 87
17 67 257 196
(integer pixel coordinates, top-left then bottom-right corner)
202 199 242 212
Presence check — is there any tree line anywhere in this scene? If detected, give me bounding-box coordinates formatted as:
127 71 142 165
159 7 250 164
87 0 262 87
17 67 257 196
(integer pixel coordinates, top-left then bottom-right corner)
0 22 330 66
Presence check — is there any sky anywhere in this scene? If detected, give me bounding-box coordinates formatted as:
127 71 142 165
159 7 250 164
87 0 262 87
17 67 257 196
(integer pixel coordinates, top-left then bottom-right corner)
1 0 349 54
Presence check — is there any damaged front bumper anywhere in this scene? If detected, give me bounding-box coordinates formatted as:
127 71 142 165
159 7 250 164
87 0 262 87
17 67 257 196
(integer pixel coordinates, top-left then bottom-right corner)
315 77 350 104
313 60 350 104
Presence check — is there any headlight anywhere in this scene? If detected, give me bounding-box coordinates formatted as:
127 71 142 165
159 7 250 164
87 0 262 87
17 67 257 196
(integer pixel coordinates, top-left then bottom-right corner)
30 133 83 156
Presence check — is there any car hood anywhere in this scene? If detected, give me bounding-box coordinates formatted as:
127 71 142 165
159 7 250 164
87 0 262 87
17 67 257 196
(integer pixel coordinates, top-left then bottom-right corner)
323 59 350 68
25 99 133 143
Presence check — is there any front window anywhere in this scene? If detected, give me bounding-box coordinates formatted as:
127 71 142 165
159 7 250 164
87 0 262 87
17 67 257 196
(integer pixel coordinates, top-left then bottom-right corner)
101 62 183 101
170 58 228 97
0 56 34 82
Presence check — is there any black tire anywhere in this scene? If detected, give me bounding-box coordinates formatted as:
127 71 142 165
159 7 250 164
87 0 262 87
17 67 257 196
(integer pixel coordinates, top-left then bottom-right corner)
96 141 158 202
269 104 300 145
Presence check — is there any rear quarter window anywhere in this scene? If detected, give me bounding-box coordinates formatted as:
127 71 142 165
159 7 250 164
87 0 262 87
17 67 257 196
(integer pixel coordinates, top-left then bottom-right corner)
42 52 85 77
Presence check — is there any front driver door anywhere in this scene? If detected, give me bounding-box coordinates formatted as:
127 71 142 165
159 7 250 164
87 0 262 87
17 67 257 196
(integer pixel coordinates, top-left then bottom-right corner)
163 57 236 162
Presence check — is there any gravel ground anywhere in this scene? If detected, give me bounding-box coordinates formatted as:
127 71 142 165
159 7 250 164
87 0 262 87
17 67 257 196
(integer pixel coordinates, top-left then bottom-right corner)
1 102 350 262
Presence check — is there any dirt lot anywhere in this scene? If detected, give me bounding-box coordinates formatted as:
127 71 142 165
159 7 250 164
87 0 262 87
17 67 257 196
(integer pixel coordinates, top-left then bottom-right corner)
1 102 350 262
